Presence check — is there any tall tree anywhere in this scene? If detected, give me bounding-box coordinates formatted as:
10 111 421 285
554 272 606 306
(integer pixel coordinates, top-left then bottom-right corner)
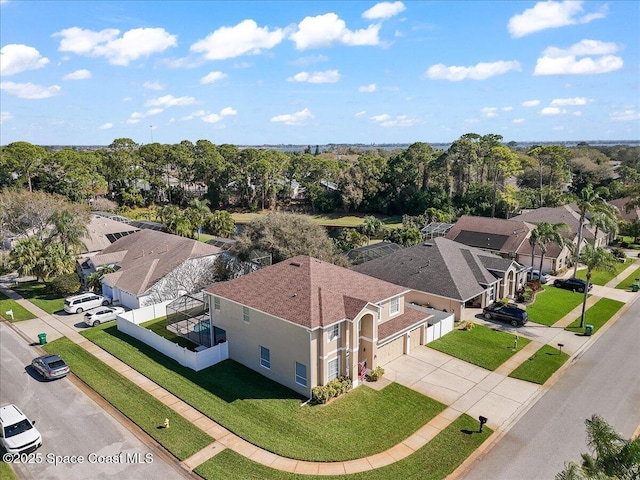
573 184 611 278
2 141 47 192
527 145 571 208
488 145 521 217
205 210 235 238
49 207 90 254
577 244 618 328
532 222 571 274
186 198 211 239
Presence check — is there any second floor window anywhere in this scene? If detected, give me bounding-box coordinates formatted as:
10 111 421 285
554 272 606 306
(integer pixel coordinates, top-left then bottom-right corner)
214 297 220 311
260 346 270 369
243 306 250 323
390 297 400 315
328 324 340 341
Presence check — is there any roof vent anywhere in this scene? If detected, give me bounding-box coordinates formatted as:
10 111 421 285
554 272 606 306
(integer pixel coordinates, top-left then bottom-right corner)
290 262 301 267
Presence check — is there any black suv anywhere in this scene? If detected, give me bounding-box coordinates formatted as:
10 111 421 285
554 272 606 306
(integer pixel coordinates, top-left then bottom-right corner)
483 303 528 326
553 277 592 293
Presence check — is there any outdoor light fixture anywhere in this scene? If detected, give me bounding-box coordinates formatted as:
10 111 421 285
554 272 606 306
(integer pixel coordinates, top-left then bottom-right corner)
558 343 564 355
478 415 488 433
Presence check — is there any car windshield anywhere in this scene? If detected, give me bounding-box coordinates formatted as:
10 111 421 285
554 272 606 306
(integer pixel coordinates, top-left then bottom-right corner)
4 419 33 438
46 360 66 369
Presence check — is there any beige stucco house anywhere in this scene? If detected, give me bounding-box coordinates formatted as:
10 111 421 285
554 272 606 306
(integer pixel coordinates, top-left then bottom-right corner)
204 256 439 398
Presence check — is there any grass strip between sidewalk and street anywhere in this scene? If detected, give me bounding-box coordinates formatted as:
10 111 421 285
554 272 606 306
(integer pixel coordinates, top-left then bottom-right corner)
615 266 640 290
427 324 531 371
525 286 586 326
565 298 625 334
0 292 36 321
194 414 492 480
508 344 570 384
10 281 65 314
42 337 214 460
82 324 446 462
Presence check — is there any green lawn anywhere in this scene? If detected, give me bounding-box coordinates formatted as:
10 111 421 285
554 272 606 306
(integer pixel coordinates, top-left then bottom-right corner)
10 281 65 314
82 324 445 461
0 292 36 321
508 344 570 384
565 298 625 334
427 324 531 371
140 317 200 351
576 258 633 285
231 211 403 229
195 414 492 480
0 460 18 480
43 337 213 460
615 265 640 290
525 286 586 326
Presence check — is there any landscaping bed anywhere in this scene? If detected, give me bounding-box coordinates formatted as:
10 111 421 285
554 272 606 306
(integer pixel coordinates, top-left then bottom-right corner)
43 337 213 460
524 286 585 326
427 323 531 371
82 324 445 461
508 344 570 384
194 414 492 480
0 292 36 321
565 298 625 334
10 281 65 314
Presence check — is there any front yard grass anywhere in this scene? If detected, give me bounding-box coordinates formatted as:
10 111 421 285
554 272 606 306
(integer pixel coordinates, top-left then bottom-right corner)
82 324 445 462
0 292 36 321
427 324 531 371
43 337 213 460
0 460 18 480
195 413 492 480
508 344 570 384
576 258 632 285
525 285 585 326
140 317 200 351
565 298 625 334
615 265 640 290
10 281 65 314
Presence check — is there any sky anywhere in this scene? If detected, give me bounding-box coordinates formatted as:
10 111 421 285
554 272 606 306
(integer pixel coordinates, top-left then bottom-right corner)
1 0 638 146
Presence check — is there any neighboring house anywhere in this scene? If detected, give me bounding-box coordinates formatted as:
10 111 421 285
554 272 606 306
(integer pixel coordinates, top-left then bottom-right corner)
446 215 573 273
205 256 443 398
354 236 528 320
84 229 221 309
610 197 640 224
81 215 140 256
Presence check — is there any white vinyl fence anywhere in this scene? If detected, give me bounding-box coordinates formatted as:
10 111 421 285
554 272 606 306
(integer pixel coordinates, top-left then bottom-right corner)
426 314 454 343
116 302 228 372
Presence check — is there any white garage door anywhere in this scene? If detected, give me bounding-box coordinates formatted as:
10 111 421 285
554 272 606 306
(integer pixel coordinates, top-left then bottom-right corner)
377 337 404 366
410 327 422 349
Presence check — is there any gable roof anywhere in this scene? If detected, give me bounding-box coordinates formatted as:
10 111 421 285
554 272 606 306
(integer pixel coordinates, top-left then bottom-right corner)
445 215 532 254
511 205 603 241
610 197 640 223
353 237 510 302
206 255 408 329
82 215 140 253
98 229 221 295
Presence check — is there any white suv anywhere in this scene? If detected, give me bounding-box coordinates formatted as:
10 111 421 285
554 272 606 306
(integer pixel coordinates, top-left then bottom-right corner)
0 404 42 454
64 293 111 314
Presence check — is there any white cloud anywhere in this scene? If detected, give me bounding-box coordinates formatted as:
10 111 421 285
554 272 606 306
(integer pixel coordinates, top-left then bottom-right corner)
370 114 390 122
359 83 377 92
370 113 419 126
0 44 49 76
290 54 329 66
191 20 284 60
287 70 341 83
54 27 177 66
200 71 228 85
513 118 525 124
220 107 237 116
502 106 513 111
573 111 583 116
143 81 164 90
145 94 197 107
522 99 540 107
290 13 381 50
540 107 567 115
126 112 144 124
202 113 222 123
122 97 132 102
508 1 607 38
610 110 640 121
1 112 13 124
550 97 590 106
270 108 314 126
355 111 367 117
534 39 623 75
0 81 61 99
98 122 113 130
146 108 163 116
425 60 521 81
481 107 498 118
362 2 406 20
63 69 91 80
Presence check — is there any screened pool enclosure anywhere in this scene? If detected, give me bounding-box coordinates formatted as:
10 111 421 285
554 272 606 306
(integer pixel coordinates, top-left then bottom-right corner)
165 292 226 348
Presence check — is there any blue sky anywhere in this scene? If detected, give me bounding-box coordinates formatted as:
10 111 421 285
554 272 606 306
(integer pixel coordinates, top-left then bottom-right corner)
1 0 638 146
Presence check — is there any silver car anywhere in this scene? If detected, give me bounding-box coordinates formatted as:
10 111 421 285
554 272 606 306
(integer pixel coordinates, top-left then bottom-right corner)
31 355 70 380
83 306 125 327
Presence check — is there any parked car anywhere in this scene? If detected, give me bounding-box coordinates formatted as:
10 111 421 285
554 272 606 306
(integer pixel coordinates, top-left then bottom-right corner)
553 277 592 293
0 404 42 454
64 293 111 314
31 354 70 380
483 303 529 326
83 306 125 327
527 269 551 284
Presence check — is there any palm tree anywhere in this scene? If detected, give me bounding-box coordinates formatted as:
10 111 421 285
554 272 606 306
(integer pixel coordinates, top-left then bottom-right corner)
187 198 211 239
49 209 89 254
8 237 43 280
578 244 618 328
589 207 619 246
535 222 571 275
528 226 541 269
573 184 610 278
556 414 640 480
86 265 116 292
360 216 383 245
37 242 75 281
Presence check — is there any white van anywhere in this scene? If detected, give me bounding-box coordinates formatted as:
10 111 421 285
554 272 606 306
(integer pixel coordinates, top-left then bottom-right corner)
0 404 42 454
64 293 111 314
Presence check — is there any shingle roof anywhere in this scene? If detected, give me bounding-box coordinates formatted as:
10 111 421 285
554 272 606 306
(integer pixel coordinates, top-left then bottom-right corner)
446 215 532 254
378 306 431 343
610 197 640 223
99 230 221 295
511 205 603 241
353 237 509 302
82 215 140 253
206 256 408 329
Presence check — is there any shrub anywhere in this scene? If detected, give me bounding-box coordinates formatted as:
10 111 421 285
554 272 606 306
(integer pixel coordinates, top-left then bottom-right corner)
499 297 509 306
610 247 626 261
311 376 352 404
50 273 81 296
459 320 475 331
312 386 330 404
521 287 534 303
366 366 385 382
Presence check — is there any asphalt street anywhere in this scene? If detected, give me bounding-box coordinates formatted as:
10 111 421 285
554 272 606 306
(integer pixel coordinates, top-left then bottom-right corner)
0 322 192 480
461 298 640 480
